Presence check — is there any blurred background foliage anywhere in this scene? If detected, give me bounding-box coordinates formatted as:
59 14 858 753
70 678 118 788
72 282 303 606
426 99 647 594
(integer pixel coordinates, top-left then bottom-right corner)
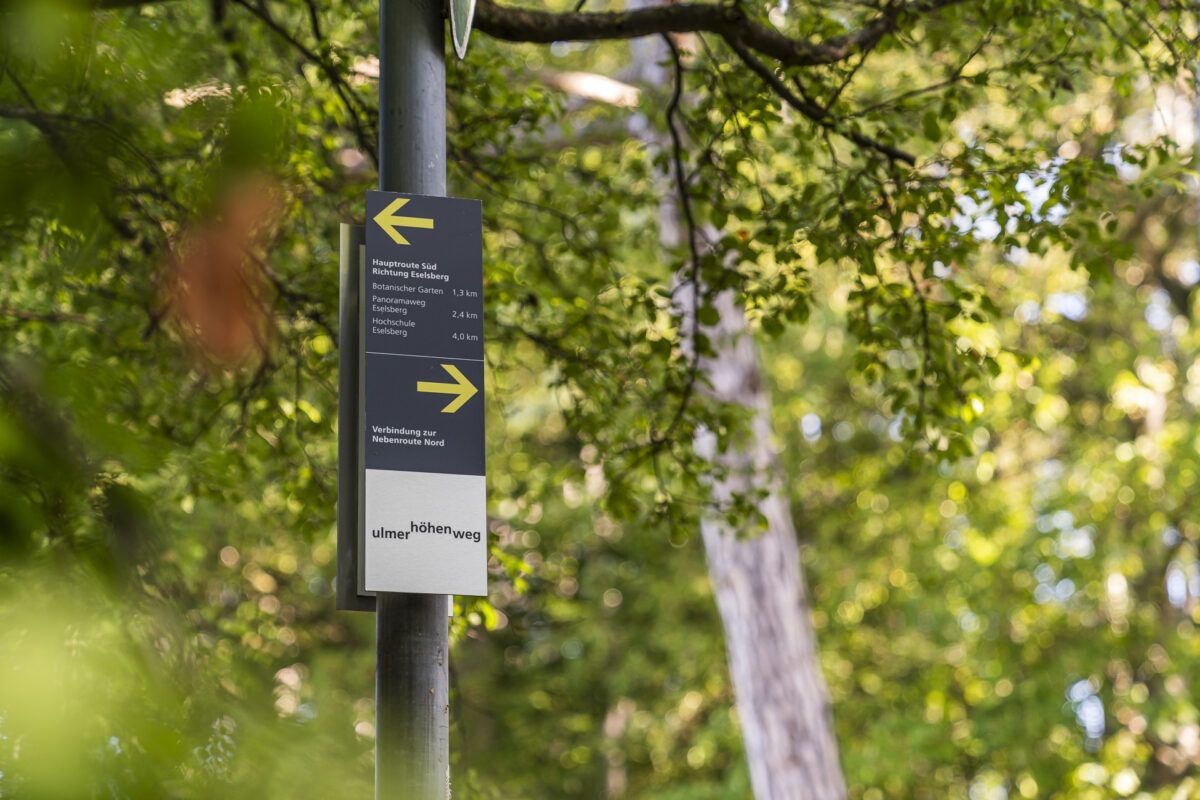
1 0 1199 799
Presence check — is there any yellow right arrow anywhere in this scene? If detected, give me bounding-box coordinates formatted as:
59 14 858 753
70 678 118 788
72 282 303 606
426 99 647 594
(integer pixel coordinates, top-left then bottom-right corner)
373 197 434 245
417 364 478 413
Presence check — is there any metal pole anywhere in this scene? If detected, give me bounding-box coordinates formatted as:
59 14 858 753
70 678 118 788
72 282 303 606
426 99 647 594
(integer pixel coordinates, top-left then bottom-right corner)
376 1 449 798
380 0 446 195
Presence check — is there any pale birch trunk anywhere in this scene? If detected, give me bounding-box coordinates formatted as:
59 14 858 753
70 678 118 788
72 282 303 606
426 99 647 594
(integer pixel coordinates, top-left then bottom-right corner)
690 291 847 800
624 20 848 797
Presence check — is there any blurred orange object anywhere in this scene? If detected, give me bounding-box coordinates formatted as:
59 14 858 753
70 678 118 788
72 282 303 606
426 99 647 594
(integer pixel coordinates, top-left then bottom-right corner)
164 175 282 368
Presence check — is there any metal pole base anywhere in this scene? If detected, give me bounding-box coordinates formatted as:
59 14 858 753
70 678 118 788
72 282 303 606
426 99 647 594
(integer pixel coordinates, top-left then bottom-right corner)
375 593 449 799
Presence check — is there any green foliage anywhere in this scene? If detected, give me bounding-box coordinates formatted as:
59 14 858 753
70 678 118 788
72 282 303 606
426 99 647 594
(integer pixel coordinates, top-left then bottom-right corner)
1 0 1197 798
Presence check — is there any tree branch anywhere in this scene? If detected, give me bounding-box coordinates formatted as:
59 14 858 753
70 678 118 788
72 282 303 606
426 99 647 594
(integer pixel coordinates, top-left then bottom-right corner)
0 307 94 327
723 37 916 165
228 0 378 168
660 34 704 453
475 0 964 69
64 0 958 77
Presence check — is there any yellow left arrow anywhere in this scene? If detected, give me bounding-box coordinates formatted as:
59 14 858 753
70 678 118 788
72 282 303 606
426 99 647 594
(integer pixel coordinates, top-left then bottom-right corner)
373 197 434 245
417 364 478 413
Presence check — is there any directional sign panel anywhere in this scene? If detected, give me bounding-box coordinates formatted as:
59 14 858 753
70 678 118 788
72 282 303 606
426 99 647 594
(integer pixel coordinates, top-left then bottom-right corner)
362 190 486 596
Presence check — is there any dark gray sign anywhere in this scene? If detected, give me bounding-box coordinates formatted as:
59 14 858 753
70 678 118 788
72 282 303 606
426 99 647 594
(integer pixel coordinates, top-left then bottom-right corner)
362 191 486 596
364 191 484 477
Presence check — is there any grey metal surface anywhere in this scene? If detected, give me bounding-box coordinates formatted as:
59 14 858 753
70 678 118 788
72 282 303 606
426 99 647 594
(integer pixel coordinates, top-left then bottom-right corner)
375 592 450 798
337 223 376 612
379 0 447 197
375 0 451 797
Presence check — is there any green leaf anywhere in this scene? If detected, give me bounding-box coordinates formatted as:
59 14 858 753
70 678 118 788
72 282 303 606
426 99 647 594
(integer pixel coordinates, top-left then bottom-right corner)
922 110 941 142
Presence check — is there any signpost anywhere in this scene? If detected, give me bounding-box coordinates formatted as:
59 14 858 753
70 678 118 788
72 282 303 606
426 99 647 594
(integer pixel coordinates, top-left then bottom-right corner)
334 1 477 797
362 190 486 597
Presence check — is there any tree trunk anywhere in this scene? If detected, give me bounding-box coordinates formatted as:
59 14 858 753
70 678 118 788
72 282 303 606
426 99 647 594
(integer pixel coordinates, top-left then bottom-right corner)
693 292 847 800
619 17 847 796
